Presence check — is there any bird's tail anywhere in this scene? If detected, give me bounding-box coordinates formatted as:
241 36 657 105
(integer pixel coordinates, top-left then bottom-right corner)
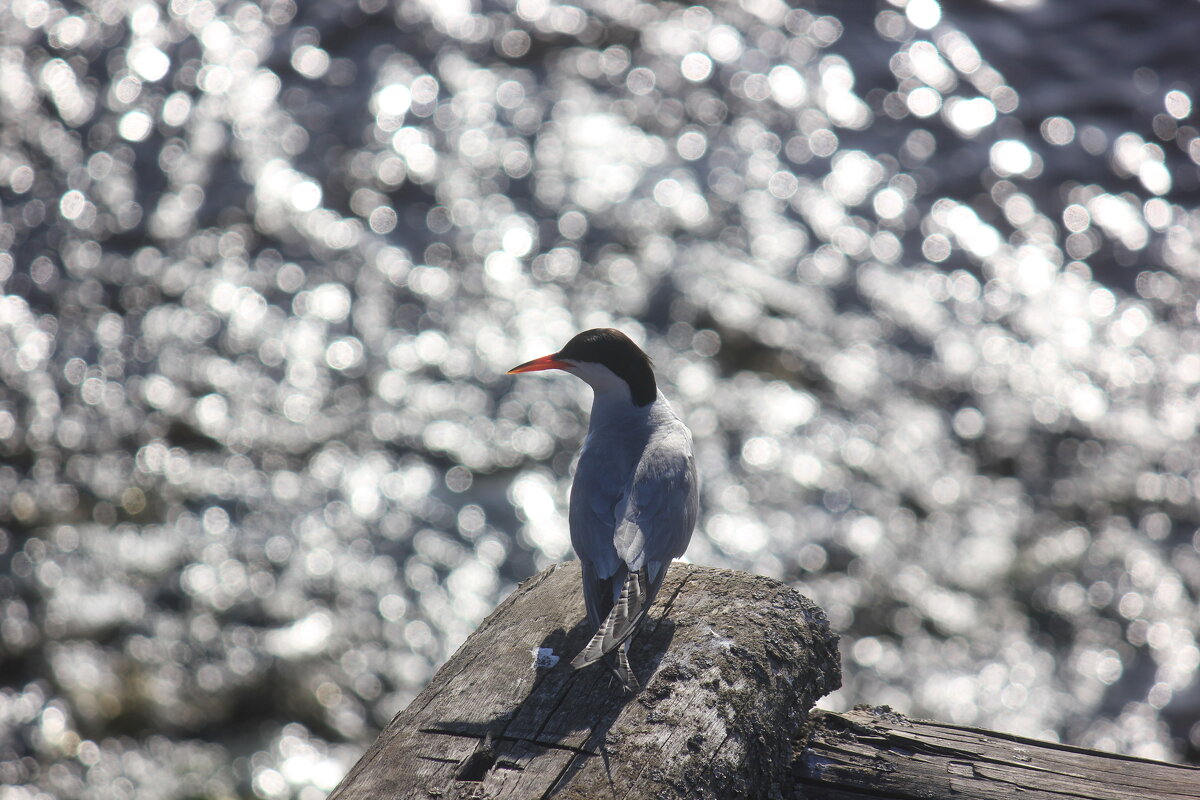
571 568 649 673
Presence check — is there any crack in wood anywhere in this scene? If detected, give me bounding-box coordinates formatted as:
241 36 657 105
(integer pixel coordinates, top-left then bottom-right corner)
909 727 1183 781
530 670 581 742
418 727 597 757
899 719 1160 763
544 747 588 799
650 570 692 633
874 727 1181 789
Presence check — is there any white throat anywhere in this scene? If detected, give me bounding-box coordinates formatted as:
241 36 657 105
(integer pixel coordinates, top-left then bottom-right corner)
566 360 629 399
565 360 668 437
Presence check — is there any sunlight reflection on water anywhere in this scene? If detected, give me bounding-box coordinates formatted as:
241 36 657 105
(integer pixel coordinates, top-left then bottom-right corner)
2 0 1200 794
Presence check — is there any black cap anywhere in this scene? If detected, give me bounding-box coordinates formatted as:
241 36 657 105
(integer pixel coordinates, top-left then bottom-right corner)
557 328 657 406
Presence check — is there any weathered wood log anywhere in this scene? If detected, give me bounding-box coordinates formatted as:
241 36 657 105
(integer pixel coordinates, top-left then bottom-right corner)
328 562 842 799
328 561 1198 799
793 705 1200 799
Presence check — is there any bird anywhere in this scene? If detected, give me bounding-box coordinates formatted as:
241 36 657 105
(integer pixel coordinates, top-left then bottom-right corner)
508 328 699 691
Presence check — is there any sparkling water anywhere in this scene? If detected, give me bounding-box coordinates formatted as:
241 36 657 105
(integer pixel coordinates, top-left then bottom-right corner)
1 0 1198 795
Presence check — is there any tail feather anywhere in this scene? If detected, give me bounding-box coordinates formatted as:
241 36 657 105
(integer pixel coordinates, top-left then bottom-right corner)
572 568 648 669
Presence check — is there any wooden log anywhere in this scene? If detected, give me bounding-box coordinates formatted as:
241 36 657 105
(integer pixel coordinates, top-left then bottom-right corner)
327 562 842 799
792 705 1200 799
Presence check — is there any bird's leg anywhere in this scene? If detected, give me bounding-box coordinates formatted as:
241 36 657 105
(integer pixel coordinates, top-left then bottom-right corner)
599 650 639 693
614 645 639 692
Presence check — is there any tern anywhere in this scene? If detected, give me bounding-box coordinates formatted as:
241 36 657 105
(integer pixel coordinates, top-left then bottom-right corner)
508 328 699 690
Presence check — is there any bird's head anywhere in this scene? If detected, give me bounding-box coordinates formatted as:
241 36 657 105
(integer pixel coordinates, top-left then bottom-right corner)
507 328 657 407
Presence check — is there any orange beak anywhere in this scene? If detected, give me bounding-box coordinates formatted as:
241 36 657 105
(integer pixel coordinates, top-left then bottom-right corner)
507 354 571 374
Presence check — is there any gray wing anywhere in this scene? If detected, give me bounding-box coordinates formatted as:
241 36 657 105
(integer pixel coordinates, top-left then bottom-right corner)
571 424 699 672
612 423 699 582
569 446 627 630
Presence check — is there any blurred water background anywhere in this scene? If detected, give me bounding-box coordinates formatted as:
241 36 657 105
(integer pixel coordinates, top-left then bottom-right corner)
2 0 1200 795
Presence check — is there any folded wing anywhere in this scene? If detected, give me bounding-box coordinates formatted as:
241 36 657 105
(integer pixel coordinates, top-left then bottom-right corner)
571 426 698 675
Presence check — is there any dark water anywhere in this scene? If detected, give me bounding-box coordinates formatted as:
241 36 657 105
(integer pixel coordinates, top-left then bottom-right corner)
2 0 1199 795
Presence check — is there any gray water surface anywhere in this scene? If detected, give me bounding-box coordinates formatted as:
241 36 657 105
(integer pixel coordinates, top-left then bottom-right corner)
2 0 1199 795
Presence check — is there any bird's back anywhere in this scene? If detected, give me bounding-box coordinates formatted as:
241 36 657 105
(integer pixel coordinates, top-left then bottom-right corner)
569 396 698 628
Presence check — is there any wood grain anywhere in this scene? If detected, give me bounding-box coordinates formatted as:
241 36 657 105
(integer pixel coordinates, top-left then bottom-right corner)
793 706 1200 799
328 561 842 799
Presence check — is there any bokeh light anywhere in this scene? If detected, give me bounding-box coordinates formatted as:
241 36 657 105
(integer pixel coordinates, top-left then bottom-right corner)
1 0 1199 796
